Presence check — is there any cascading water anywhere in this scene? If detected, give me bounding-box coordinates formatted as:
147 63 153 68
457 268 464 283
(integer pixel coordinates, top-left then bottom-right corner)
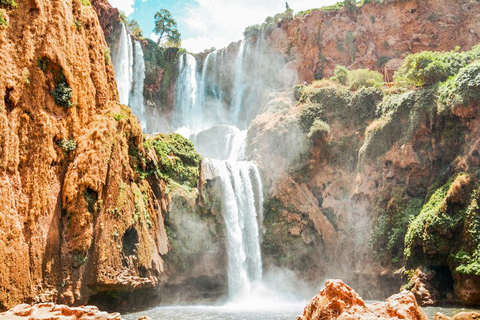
173 54 201 129
174 51 265 300
130 41 146 129
113 23 133 105
112 24 147 129
230 41 248 127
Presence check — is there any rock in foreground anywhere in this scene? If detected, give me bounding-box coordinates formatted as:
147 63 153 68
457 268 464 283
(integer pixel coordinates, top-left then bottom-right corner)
298 279 428 320
0 303 121 320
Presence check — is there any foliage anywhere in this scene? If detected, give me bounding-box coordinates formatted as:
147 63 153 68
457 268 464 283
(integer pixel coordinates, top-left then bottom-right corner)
73 18 82 30
0 11 8 27
244 5 293 39
103 46 111 65
451 188 480 276
307 119 330 139
438 62 480 113
153 9 181 46
349 86 383 125
298 103 325 133
58 139 77 152
404 174 469 260
127 19 143 39
0 0 17 9
332 65 348 85
394 45 480 87
371 196 423 263
80 0 90 6
347 68 385 91
51 82 72 108
145 133 202 189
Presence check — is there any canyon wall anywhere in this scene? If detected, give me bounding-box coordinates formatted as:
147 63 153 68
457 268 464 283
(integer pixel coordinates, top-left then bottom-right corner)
0 0 204 311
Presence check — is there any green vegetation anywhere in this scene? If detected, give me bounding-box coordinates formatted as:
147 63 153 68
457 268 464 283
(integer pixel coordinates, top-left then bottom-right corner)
331 65 384 90
0 0 17 9
127 19 143 39
404 174 470 260
103 46 111 65
153 9 181 47
58 139 77 152
244 3 293 38
80 0 90 6
52 82 73 108
307 119 330 140
394 45 480 87
73 18 82 30
144 133 202 190
0 11 7 27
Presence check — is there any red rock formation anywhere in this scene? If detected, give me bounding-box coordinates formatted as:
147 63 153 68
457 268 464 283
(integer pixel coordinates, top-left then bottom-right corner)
263 0 480 82
298 279 428 320
0 303 121 320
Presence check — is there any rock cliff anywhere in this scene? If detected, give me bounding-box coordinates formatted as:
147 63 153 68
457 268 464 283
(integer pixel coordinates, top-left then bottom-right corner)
0 0 202 311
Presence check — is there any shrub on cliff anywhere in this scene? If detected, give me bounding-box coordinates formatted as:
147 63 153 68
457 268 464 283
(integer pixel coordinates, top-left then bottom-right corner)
331 65 385 91
347 68 385 91
394 45 480 87
0 0 17 9
438 62 480 114
51 82 72 107
144 133 202 190
307 119 330 140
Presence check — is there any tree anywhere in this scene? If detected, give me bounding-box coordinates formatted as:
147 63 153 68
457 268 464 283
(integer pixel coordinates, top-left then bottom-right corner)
153 9 181 47
127 19 143 39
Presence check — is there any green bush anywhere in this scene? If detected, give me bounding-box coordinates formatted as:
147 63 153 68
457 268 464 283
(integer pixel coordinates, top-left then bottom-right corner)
298 103 325 133
0 11 7 27
438 62 480 112
394 45 480 87
347 68 384 91
333 65 348 85
52 82 72 107
146 133 202 189
80 0 90 6
0 0 17 9
307 119 330 139
58 139 77 152
349 86 383 124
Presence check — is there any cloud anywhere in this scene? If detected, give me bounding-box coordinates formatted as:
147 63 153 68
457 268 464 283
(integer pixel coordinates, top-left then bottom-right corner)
179 0 338 52
182 36 231 53
108 0 135 15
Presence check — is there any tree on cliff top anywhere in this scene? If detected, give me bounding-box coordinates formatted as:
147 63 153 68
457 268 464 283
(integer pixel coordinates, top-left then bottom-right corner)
153 9 181 47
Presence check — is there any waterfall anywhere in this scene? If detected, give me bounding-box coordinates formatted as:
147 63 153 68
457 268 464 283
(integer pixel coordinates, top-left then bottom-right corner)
173 53 201 129
112 24 147 130
230 41 248 128
130 41 146 130
113 23 133 105
211 159 263 298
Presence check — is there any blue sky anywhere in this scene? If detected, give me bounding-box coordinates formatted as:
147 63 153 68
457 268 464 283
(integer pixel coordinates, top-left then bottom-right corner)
108 0 338 52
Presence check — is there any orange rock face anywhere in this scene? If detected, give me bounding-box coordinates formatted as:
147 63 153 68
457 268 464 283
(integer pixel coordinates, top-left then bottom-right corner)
298 279 428 320
0 303 121 320
0 0 169 310
264 0 480 82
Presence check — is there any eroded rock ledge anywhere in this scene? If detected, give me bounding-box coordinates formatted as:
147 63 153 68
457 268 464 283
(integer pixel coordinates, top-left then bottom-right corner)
0 303 121 320
298 279 428 320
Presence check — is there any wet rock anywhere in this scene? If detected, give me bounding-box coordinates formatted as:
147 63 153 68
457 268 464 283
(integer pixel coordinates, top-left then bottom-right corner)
297 279 428 320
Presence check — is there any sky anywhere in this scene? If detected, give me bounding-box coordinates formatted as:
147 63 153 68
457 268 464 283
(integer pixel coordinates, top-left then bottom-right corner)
108 0 339 53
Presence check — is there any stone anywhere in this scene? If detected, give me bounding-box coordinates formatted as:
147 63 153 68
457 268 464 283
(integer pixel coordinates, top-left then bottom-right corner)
297 279 428 320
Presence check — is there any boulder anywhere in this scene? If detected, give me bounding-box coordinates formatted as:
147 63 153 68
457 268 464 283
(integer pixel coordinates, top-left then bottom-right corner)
297 279 428 320
434 312 480 320
0 303 122 320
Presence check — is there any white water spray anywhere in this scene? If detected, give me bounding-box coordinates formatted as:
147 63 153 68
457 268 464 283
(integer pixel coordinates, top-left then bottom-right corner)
113 23 133 105
130 41 146 129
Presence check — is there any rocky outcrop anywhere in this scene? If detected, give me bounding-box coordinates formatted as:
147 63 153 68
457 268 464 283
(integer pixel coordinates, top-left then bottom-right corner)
0 303 121 320
262 0 480 82
0 0 204 311
297 279 428 320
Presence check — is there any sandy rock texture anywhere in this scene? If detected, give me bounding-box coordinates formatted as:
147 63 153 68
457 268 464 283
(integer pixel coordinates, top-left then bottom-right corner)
297 279 428 320
0 303 121 320
0 0 171 311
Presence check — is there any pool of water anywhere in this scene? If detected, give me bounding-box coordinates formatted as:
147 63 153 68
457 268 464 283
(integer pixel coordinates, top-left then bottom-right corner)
123 301 480 320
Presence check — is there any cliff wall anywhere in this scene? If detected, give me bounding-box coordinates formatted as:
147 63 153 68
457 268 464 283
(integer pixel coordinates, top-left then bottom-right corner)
0 0 201 310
